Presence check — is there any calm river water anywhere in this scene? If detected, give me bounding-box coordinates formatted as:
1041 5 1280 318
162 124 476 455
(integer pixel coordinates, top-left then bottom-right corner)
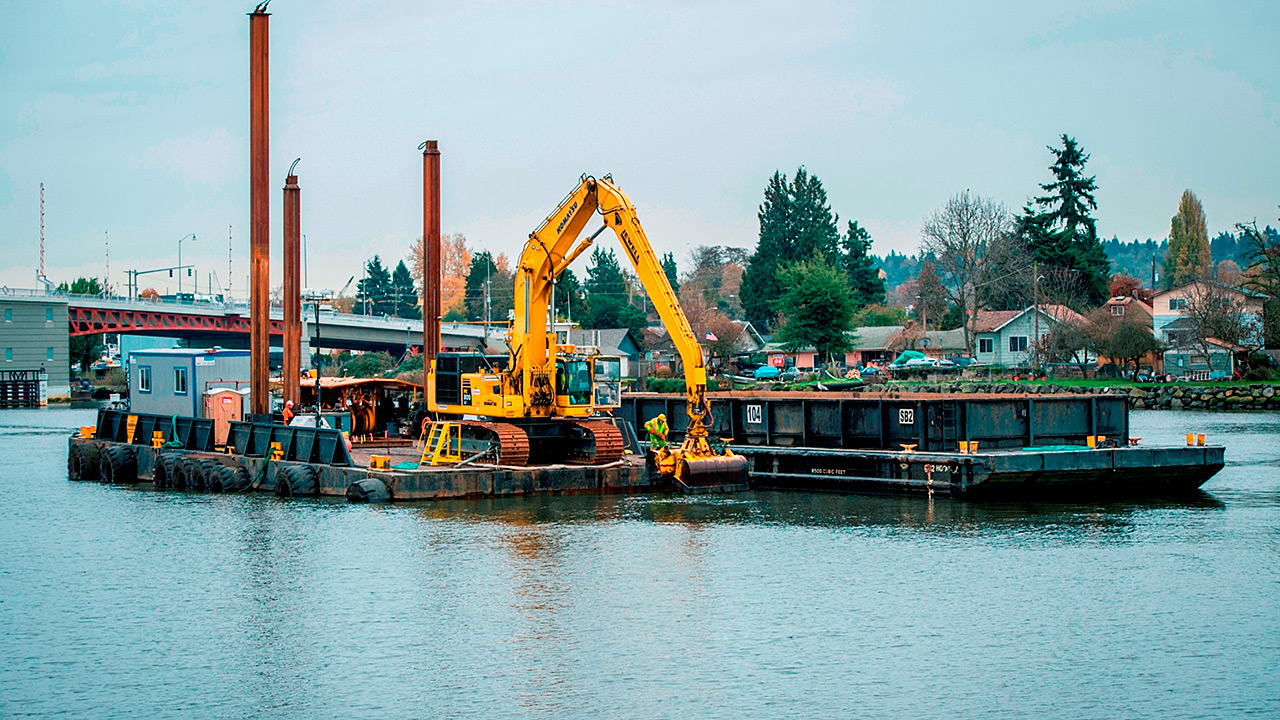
0 407 1277 718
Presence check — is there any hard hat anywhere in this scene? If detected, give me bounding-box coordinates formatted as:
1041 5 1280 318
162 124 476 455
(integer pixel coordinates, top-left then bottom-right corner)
285 400 294 407
658 413 666 421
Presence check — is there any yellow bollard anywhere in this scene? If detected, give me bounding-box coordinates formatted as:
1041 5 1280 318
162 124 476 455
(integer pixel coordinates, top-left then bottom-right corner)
959 441 969 454
1197 433 1206 446
1087 435 1096 448
1186 433 1195 446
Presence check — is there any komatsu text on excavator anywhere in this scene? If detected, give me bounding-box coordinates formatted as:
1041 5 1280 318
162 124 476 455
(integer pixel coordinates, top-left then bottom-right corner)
426 175 747 487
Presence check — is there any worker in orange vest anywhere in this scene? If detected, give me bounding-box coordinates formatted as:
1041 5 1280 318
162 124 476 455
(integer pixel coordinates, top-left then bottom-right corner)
282 400 295 425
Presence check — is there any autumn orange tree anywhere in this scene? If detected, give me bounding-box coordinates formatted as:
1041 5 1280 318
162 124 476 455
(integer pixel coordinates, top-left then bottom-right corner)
409 232 471 319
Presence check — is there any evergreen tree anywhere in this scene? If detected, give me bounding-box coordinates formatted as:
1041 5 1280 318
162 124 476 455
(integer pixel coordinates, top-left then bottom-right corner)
741 171 792 330
1162 189 1211 288
390 260 418 318
740 167 842 330
841 220 885 308
463 251 498 321
1023 134 1111 304
553 268 584 322
789 168 841 262
356 256 393 315
581 247 646 330
775 258 856 362
661 252 680 296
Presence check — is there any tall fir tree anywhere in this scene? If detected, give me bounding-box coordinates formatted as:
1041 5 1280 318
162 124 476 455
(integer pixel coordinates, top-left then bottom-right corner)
741 171 792 330
553 268 584 322
841 220 885 309
1022 134 1111 305
1162 189 1211 288
661 252 680 296
356 256 393 315
740 167 843 330
463 251 498 321
390 259 418 318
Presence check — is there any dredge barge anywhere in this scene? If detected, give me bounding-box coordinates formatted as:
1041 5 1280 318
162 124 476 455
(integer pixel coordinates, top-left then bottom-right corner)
68 390 1223 503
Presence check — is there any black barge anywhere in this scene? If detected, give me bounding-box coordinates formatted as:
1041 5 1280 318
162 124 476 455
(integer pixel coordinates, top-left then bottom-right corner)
68 391 1223 502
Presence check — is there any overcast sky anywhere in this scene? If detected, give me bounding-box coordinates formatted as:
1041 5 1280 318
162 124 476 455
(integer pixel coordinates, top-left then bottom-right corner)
1 1 1277 297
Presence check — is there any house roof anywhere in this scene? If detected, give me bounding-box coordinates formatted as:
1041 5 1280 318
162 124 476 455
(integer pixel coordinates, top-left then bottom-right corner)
973 311 1022 333
974 305 1084 333
566 328 642 357
849 325 905 350
1106 295 1154 318
1152 279 1268 301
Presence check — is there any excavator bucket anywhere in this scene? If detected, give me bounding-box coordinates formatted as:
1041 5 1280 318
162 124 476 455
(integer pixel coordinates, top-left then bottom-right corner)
673 452 749 493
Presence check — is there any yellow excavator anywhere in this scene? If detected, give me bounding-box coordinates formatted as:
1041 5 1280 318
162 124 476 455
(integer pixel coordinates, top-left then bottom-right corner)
426 174 747 487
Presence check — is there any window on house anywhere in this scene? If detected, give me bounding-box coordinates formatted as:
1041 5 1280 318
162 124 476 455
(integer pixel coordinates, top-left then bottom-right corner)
139 366 151 392
1111 305 1125 316
174 367 187 395
46 308 53 322
4 309 10 322
1168 298 1187 311
978 337 994 354
4 348 10 362
1009 336 1028 352
46 348 53 361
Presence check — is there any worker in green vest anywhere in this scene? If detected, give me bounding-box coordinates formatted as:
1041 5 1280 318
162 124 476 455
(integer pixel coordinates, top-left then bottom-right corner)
644 413 669 452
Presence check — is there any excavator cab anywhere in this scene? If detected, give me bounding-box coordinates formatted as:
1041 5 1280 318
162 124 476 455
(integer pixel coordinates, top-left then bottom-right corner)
554 356 594 408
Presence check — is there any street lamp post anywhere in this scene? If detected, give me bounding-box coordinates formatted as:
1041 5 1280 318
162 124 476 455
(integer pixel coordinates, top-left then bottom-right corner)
177 233 197 295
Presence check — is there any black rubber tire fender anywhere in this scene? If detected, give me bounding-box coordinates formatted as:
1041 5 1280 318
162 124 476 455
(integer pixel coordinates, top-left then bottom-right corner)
191 459 216 492
153 453 179 489
171 457 194 490
102 446 138 484
200 461 232 492
274 464 318 498
218 464 253 492
69 443 100 481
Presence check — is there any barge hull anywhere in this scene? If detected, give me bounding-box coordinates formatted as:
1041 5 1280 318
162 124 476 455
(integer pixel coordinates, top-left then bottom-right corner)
735 444 1224 499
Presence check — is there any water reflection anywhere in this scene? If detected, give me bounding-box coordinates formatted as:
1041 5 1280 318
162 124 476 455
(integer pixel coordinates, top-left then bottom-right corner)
1 407 1276 719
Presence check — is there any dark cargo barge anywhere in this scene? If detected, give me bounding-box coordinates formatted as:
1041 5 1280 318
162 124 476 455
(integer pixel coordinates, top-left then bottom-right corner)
619 392 1223 498
69 390 1223 502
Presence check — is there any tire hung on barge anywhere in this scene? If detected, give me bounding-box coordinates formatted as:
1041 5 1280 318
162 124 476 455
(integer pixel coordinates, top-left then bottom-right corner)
68 443 101 482
100 446 138 484
274 464 318 498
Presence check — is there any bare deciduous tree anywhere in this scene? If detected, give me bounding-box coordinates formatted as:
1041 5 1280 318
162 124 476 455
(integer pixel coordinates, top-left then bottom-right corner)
921 191 1011 355
1184 282 1258 370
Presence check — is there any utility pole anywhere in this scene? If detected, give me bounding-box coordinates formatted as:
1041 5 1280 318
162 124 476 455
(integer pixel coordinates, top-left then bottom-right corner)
1033 259 1040 374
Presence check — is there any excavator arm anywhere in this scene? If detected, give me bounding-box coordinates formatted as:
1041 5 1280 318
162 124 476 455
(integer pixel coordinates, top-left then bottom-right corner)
511 175 744 487
592 178 711 424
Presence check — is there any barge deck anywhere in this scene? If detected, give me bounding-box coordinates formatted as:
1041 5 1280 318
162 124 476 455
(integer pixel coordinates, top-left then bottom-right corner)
67 401 1224 502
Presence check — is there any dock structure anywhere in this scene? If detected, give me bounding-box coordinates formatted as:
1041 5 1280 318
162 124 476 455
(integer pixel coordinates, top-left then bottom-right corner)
68 395 1223 502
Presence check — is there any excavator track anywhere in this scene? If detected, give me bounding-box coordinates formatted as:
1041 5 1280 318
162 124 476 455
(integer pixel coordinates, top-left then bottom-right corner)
459 421 531 466
567 419 625 465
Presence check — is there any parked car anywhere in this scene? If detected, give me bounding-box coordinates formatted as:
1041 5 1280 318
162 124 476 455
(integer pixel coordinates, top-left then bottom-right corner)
753 366 781 380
